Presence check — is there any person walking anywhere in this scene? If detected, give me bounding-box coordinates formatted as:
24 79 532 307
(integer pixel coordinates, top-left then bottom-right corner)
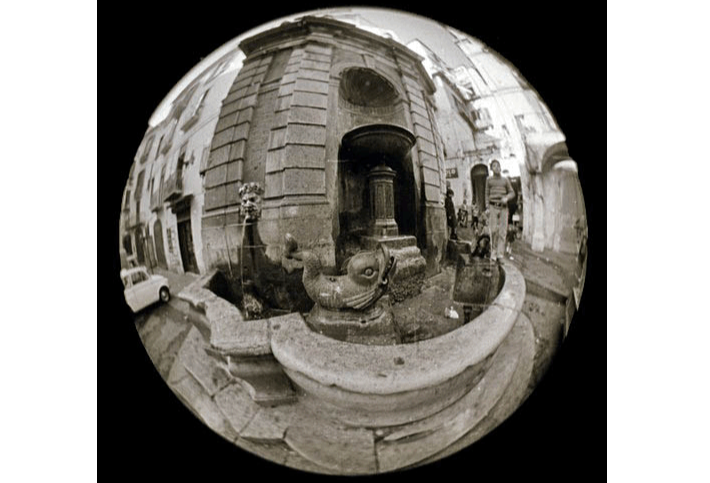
445 187 458 240
485 159 514 261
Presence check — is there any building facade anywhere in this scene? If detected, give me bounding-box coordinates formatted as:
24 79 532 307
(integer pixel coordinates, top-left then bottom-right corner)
199 16 449 277
120 51 243 273
448 27 585 254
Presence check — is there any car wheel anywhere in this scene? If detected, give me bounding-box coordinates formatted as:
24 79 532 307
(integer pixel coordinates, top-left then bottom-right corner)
159 287 170 303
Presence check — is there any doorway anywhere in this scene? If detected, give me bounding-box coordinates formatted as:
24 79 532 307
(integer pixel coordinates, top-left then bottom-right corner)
177 217 198 274
153 219 167 269
470 164 489 213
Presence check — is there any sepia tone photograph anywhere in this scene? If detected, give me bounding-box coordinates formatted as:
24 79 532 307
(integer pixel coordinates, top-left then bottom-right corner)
104 3 604 479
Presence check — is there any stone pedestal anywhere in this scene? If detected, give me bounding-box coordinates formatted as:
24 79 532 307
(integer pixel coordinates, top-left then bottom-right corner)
367 164 398 237
360 235 426 281
305 297 400 346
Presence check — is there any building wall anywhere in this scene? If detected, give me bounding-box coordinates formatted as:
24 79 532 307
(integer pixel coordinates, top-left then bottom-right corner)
200 17 448 276
449 30 585 254
123 53 241 274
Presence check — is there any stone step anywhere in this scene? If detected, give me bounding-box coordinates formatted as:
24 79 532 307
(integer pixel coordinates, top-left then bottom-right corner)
373 311 532 472
410 311 536 468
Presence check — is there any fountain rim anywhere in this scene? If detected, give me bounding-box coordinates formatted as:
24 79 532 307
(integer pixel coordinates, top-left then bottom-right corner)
269 259 526 395
340 123 417 160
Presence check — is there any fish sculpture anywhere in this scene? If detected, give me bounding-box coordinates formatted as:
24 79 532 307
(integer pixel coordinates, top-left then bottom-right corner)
283 233 396 311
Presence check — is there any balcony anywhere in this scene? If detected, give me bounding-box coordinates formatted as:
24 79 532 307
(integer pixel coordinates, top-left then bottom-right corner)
150 189 163 212
163 172 183 202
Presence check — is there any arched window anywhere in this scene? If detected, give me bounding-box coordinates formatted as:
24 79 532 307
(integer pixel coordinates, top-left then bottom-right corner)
339 68 399 108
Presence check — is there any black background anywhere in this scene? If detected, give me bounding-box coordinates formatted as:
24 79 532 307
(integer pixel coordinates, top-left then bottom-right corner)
101 1 605 480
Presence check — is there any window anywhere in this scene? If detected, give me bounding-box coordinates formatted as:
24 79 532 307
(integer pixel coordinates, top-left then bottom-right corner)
263 49 292 84
131 271 149 284
134 171 145 201
182 88 210 130
140 136 154 164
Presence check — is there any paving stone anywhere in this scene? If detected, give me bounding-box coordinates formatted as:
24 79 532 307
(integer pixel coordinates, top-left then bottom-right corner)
214 382 260 433
285 421 376 475
240 403 296 441
375 321 522 472
167 356 189 385
411 312 536 468
236 437 292 465
172 373 239 442
177 327 232 396
284 451 340 475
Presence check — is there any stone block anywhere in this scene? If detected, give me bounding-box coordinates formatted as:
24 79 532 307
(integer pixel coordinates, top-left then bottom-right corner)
281 168 326 196
277 82 295 97
285 423 376 475
201 214 226 230
407 91 426 109
422 165 440 185
232 75 255 91
285 124 326 146
423 183 441 202
275 95 292 112
414 123 434 143
410 101 429 119
232 121 250 142
416 138 437 157
221 99 240 116
237 107 255 124
241 406 297 441
211 318 270 355
272 110 289 129
211 127 234 150
204 164 227 188
245 83 259 96
204 186 227 211
229 140 246 161
297 69 330 82
298 59 330 72
282 144 326 169
294 78 329 94
225 181 242 206
281 72 298 84
291 91 328 109
214 383 260 434
178 327 232 396
411 111 431 129
419 155 439 171
268 127 287 150
214 112 239 133
226 160 243 183
288 106 327 125
265 148 284 174
240 93 258 108
172 374 239 442
264 172 283 198
222 88 246 107
207 145 230 169
304 43 333 56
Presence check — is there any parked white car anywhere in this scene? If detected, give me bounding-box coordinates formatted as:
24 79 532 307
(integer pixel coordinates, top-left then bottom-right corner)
120 266 170 313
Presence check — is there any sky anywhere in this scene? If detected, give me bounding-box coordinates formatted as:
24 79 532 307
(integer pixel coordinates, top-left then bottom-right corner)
148 7 480 126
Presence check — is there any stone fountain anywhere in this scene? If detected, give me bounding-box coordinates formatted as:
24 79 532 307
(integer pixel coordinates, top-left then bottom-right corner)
339 124 427 297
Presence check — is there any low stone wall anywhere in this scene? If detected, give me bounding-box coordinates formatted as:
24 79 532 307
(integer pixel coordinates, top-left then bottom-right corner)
173 261 530 474
270 260 525 426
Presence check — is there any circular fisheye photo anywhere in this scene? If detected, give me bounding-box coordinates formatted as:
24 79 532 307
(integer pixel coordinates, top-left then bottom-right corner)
118 7 588 476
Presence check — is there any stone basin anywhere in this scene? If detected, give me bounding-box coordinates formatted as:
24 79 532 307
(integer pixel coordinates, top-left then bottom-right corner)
269 260 526 426
179 260 525 427
340 124 416 160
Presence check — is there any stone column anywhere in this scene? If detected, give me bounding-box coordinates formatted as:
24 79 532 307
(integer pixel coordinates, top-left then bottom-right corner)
367 164 398 237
